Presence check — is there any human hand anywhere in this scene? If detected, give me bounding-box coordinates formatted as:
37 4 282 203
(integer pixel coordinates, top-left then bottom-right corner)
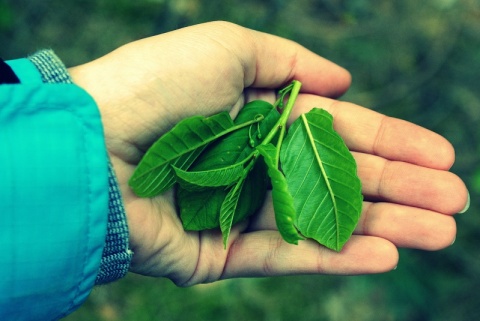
69 21 469 286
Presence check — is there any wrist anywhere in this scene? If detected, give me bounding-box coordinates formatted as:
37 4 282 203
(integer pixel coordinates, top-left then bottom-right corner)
28 49 133 284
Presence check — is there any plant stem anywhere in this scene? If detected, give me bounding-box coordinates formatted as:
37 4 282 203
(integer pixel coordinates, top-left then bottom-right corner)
243 80 302 172
274 125 286 166
262 80 302 146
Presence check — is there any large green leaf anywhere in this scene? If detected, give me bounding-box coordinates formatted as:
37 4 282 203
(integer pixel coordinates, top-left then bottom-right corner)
280 108 363 251
257 144 304 245
128 112 235 197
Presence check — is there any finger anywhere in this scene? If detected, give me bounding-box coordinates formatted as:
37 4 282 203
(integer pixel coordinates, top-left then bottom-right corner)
237 24 351 97
356 202 456 250
250 194 457 250
354 152 469 214
221 233 398 279
291 94 455 170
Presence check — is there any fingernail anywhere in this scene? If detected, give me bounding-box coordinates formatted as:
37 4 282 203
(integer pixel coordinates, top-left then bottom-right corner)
392 265 397 271
459 191 470 214
451 236 456 246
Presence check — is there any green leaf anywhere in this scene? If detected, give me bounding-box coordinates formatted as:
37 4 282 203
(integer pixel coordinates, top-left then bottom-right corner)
178 160 268 231
220 176 247 248
129 112 237 197
172 160 245 191
280 108 363 251
234 100 277 126
257 144 304 245
235 159 269 222
177 187 226 230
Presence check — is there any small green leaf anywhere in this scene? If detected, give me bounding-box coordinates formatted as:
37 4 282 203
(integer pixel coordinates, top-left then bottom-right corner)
280 108 363 251
128 112 235 197
220 176 247 248
257 144 304 245
234 100 276 124
172 160 245 191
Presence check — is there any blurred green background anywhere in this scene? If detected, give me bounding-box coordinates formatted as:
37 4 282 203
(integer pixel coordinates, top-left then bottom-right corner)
2 0 480 320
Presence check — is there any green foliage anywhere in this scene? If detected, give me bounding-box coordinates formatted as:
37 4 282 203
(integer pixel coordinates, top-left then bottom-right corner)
281 108 363 251
172 162 244 191
128 112 233 196
175 100 276 239
257 143 304 244
472 167 480 195
0 2 13 31
130 82 362 250
129 111 264 197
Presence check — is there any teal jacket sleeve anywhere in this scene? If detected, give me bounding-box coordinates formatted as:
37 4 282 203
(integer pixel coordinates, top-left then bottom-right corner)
25 50 133 286
0 61 108 319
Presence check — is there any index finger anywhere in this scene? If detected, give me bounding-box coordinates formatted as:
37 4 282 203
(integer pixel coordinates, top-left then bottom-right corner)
291 94 455 170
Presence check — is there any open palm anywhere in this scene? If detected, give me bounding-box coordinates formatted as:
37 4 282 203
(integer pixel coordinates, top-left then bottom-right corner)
69 21 468 286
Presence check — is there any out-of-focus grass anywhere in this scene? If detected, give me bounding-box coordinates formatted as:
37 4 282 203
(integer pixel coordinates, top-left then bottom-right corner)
3 0 480 320
69 274 399 321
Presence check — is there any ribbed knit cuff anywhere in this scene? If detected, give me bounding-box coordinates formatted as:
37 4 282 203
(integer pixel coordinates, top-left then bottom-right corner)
95 163 134 284
28 49 133 284
27 50 73 84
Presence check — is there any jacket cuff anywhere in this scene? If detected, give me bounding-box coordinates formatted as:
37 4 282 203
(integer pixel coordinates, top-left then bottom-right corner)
27 49 74 83
26 49 133 284
96 163 134 284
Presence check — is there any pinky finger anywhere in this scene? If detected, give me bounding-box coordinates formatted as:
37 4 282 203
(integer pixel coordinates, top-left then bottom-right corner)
356 202 457 250
221 232 398 279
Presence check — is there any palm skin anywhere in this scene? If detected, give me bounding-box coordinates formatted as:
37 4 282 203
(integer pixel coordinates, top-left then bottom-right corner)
69 21 469 286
